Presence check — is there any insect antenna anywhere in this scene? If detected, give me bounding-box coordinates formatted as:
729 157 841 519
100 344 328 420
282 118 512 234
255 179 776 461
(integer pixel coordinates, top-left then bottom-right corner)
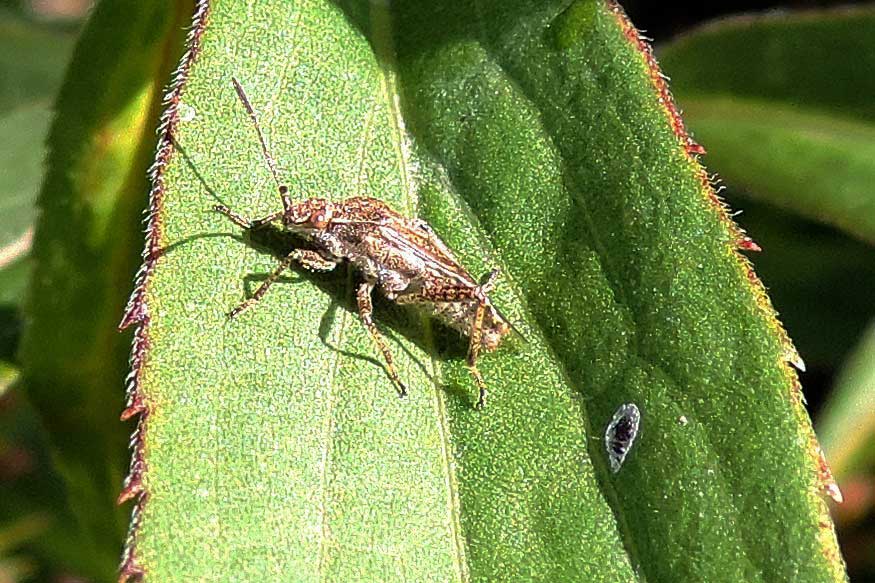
491 303 528 343
231 77 292 209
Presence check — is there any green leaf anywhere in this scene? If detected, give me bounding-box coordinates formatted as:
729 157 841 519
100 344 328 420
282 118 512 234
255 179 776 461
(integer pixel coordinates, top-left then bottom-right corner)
0 106 48 255
0 361 16 397
17 0 194 579
0 9 76 115
0 10 75 270
123 0 845 581
0 257 30 309
817 322 875 481
659 8 875 244
0 14 74 575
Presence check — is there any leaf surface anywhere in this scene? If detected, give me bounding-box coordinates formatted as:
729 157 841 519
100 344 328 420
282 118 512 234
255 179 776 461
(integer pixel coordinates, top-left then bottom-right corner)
123 0 846 581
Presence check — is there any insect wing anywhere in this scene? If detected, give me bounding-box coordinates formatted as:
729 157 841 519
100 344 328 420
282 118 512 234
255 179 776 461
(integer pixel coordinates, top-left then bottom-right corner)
378 222 477 287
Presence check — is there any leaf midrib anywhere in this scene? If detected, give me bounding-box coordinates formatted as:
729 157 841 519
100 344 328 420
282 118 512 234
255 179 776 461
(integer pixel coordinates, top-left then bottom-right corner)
303 3 472 580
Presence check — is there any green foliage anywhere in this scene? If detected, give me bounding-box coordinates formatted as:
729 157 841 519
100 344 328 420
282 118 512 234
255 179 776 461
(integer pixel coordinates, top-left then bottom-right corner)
17 0 194 579
659 8 875 244
0 11 77 580
0 106 49 252
0 514 46 583
0 10 74 295
124 0 845 581
661 12 875 543
0 9 75 113
818 324 875 480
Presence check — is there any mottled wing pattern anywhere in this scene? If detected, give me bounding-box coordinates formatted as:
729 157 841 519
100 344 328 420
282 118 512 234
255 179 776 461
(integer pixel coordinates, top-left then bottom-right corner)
339 197 477 287
378 223 477 288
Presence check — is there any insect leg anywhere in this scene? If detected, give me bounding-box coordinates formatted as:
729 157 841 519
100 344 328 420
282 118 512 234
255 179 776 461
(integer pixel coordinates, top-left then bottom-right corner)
228 252 296 318
356 281 408 398
291 249 338 272
468 300 489 409
468 270 499 408
214 204 283 229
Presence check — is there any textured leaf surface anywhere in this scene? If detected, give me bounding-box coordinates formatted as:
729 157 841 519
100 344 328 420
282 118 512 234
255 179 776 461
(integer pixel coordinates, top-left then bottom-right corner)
18 1 193 579
125 0 845 581
659 8 875 243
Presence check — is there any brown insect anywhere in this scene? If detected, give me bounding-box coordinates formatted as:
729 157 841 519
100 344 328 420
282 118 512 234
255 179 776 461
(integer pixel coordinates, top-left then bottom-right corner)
214 78 510 408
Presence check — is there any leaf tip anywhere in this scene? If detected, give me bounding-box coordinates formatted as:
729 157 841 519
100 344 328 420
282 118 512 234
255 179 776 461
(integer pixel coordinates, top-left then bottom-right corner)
117 478 144 506
118 548 146 583
118 479 148 582
118 568 145 583
120 398 146 422
119 269 148 331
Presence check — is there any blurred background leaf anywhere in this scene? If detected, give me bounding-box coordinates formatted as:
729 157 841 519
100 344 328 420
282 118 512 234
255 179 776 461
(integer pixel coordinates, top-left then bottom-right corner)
819 323 875 488
0 4 83 582
817 322 875 577
0 7 76 279
1 0 192 580
658 8 875 244
0 7 77 386
658 9 875 372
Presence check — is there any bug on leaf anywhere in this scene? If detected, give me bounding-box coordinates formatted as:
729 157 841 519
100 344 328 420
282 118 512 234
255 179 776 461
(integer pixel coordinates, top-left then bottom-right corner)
605 403 641 473
214 78 510 408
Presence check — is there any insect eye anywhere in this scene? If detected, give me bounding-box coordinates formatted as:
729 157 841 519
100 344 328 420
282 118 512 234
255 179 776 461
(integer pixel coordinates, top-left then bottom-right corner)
310 210 330 229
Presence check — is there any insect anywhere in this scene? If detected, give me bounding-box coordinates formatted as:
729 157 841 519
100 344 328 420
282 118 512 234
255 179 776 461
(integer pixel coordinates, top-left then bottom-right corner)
213 78 511 408
604 403 641 473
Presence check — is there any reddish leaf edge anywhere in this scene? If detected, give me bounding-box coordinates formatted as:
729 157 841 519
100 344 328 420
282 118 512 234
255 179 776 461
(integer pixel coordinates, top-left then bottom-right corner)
116 1 211 582
607 0 844 573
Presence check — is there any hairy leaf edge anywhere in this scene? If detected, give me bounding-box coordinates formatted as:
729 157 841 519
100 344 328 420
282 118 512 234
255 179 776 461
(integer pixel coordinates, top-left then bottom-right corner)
116 1 210 582
114 0 846 579
608 0 844 574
